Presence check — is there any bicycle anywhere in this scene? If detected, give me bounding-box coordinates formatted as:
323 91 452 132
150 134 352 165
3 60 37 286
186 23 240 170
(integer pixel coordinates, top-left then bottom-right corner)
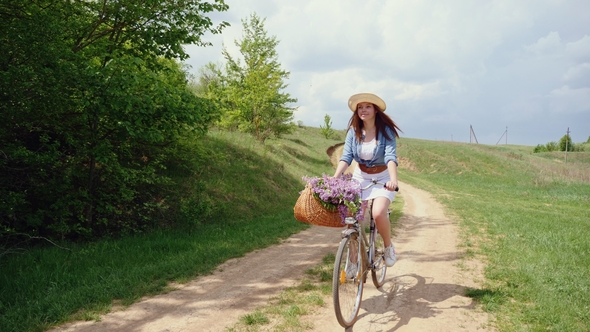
332 179 399 328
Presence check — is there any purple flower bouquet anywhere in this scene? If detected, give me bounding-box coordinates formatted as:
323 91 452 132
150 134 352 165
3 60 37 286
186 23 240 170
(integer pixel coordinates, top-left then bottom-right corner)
302 174 363 223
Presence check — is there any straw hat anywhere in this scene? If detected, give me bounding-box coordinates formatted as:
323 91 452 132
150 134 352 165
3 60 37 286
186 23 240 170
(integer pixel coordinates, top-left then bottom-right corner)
348 93 386 112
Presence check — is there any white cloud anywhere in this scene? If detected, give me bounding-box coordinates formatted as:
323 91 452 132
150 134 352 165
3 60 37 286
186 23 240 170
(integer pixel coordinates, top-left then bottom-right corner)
390 80 446 101
565 35 590 60
501 85 590 120
524 31 563 55
563 63 590 81
548 85 590 114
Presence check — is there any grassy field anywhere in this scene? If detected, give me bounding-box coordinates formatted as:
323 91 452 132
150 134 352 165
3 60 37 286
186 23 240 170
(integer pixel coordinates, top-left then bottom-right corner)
398 139 590 331
1 127 589 331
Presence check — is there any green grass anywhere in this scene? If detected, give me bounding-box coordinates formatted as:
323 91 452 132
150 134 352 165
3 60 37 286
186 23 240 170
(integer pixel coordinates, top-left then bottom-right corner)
0 211 309 332
2 128 589 332
398 139 590 331
0 127 342 332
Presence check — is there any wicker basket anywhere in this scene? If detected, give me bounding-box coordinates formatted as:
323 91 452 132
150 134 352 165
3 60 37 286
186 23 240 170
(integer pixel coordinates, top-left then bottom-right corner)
294 185 345 227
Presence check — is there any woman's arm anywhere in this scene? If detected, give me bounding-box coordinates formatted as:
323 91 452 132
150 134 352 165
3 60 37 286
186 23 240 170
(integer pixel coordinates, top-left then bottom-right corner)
384 127 398 191
383 129 398 166
339 129 355 165
334 128 355 178
333 160 350 178
385 160 398 191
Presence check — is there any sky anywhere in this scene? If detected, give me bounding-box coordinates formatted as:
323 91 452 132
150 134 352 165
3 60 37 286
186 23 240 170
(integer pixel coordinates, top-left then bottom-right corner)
183 0 590 146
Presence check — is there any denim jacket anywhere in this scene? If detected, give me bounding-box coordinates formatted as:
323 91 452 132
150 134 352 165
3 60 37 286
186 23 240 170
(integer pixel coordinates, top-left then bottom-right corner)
340 126 398 167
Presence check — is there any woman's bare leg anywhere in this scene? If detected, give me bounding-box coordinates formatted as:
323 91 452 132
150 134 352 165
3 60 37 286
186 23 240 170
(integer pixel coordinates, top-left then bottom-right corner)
372 196 392 247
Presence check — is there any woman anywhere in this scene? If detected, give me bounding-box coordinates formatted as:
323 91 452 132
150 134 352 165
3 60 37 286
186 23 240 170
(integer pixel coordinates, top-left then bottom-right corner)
333 92 402 267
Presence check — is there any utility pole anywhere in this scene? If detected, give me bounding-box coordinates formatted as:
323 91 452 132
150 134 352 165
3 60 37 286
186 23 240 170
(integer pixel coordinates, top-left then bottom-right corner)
565 127 570 163
470 125 479 144
496 126 508 145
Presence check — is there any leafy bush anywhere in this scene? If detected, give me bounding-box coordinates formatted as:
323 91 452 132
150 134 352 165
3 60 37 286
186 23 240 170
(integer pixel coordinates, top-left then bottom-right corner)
533 144 547 153
533 136 587 153
0 1 228 241
546 141 558 151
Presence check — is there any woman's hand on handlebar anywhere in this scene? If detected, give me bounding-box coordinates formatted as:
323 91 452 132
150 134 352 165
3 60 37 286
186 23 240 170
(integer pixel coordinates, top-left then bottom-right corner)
385 181 398 192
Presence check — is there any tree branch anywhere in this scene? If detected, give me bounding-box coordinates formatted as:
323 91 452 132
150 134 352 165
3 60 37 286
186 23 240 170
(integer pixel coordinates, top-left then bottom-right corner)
1 233 71 259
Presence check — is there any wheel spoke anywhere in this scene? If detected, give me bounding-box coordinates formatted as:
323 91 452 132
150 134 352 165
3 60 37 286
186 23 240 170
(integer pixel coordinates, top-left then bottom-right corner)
371 234 388 288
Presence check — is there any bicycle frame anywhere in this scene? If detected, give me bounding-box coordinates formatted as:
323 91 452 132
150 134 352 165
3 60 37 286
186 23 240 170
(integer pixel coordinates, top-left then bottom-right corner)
342 199 386 278
332 178 396 327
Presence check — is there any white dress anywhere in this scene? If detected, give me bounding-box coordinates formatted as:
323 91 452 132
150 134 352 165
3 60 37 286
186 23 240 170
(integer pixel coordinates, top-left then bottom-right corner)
352 139 397 202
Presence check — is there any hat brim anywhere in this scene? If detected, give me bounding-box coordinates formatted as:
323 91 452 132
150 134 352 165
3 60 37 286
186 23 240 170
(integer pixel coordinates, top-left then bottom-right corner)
348 93 386 112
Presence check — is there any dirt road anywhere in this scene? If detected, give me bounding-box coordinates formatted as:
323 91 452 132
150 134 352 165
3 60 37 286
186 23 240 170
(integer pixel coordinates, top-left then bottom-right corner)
52 145 492 331
305 181 492 331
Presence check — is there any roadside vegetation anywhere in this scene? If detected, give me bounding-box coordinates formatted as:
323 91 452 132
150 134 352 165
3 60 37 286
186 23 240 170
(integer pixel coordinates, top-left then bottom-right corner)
398 140 590 331
1 1 232 241
1 4 294 243
533 133 588 153
0 127 343 332
0 2 316 331
227 253 334 332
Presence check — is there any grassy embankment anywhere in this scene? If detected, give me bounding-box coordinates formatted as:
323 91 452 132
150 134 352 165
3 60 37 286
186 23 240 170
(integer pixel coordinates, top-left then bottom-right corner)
2 127 589 332
0 127 341 332
399 139 590 331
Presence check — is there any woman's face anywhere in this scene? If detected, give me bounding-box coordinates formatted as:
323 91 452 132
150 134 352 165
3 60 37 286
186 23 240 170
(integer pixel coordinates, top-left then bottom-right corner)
356 102 376 122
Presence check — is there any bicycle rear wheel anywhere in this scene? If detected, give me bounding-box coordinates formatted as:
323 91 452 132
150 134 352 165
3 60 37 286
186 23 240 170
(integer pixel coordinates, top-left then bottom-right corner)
332 235 364 328
371 234 388 288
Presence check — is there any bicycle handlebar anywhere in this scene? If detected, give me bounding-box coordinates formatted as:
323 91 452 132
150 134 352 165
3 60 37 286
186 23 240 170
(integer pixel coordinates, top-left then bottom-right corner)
361 179 400 192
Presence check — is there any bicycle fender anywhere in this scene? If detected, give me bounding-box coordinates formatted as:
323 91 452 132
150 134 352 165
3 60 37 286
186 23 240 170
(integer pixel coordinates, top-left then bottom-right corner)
341 228 356 239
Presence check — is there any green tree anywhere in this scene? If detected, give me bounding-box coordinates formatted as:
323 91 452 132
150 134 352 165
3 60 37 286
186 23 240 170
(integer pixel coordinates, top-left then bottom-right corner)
189 62 223 97
559 134 573 151
320 114 336 139
213 13 297 143
0 0 228 240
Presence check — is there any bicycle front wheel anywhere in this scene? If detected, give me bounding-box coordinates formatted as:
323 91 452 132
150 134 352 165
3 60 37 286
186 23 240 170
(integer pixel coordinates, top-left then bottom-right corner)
333 235 364 328
371 234 388 288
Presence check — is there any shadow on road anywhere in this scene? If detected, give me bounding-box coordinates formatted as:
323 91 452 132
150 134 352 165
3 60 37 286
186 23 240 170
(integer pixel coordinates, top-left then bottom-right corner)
346 273 477 331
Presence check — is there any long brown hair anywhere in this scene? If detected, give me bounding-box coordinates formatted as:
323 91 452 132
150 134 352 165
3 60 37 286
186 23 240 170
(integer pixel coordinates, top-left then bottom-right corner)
347 104 402 142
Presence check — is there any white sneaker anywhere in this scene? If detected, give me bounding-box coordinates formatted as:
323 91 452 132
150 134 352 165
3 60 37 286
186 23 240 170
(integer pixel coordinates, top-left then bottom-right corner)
384 244 397 267
346 261 358 279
